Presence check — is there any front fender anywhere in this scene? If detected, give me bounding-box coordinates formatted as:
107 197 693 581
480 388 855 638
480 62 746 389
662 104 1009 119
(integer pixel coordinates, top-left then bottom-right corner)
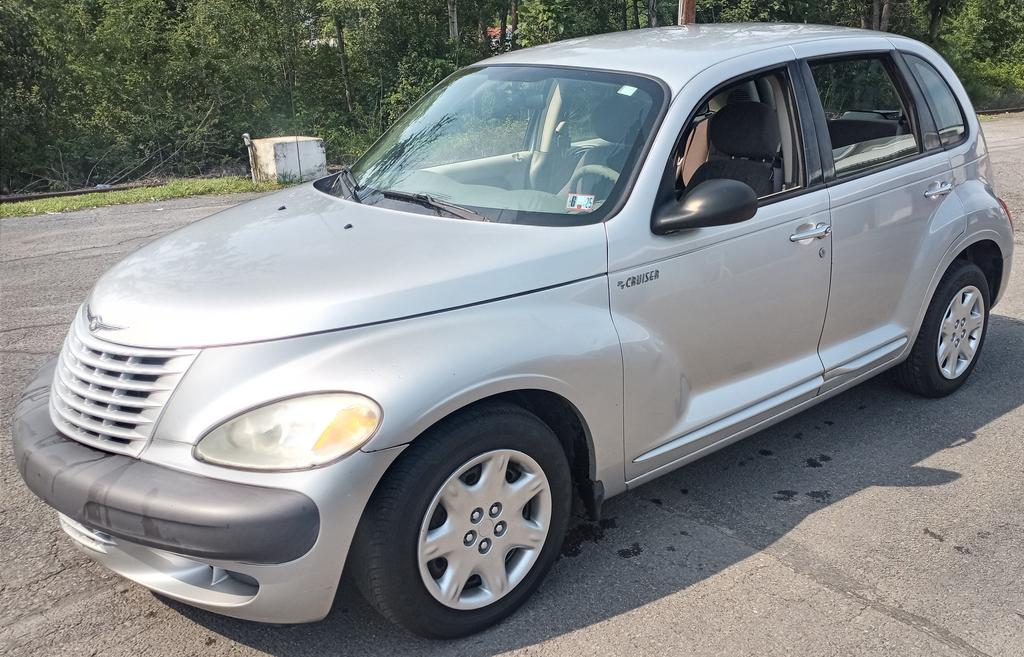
152 276 626 494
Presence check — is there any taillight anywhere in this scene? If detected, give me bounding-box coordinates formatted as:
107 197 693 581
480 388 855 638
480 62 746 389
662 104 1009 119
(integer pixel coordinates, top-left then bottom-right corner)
998 197 1014 229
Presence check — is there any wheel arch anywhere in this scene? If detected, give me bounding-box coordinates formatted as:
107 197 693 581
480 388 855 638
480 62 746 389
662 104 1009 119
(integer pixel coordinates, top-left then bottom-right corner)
906 230 1011 352
380 386 605 520
953 238 1005 304
489 389 603 519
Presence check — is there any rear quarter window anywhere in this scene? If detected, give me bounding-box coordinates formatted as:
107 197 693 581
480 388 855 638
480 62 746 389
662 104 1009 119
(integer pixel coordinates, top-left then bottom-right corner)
904 54 967 147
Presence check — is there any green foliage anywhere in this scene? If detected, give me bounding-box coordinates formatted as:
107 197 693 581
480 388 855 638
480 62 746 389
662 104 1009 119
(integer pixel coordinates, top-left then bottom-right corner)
1 0 1021 194
940 0 1024 108
519 0 572 45
0 2 47 193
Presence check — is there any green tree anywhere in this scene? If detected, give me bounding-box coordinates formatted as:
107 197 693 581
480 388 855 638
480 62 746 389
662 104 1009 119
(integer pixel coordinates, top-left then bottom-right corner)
0 1 48 192
2 0 1021 194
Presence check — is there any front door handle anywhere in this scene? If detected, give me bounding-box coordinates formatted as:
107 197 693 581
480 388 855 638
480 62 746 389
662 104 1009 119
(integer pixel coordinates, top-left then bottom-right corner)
790 222 832 242
924 180 953 199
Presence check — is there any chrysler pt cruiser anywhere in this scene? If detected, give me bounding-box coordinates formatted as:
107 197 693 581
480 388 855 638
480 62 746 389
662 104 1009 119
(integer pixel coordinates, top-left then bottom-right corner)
13 24 1014 638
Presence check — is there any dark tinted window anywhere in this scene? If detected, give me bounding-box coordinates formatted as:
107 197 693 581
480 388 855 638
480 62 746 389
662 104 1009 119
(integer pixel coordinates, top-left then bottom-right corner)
905 54 966 147
809 56 920 176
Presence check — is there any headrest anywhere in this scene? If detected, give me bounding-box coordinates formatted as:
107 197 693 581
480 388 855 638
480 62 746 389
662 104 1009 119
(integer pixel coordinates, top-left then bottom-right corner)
591 93 643 144
709 101 780 161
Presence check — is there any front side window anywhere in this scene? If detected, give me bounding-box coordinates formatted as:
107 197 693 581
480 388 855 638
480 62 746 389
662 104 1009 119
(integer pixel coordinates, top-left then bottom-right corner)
674 68 803 200
344 65 664 226
904 54 967 147
809 56 920 176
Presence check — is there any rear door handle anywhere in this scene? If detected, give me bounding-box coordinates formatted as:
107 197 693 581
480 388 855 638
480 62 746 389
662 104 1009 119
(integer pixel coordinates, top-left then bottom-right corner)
790 222 831 242
924 180 953 199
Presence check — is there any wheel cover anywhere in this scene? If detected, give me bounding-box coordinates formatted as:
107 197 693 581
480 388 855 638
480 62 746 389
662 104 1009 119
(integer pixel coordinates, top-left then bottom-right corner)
936 284 985 380
417 449 552 610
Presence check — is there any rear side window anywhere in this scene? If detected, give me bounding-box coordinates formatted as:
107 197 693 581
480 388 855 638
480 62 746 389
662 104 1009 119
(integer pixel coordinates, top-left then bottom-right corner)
904 54 967 147
809 56 920 177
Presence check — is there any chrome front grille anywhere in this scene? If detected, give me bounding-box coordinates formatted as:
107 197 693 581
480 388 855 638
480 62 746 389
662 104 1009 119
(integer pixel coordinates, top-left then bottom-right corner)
50 310 198 456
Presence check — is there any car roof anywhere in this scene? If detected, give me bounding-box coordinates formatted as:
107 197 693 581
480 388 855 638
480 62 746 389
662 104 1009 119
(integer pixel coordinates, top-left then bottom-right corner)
487 23 887 93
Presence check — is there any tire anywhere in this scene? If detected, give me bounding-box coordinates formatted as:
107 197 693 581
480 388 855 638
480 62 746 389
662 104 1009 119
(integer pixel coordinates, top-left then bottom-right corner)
895 261 990 397
349 401 572 638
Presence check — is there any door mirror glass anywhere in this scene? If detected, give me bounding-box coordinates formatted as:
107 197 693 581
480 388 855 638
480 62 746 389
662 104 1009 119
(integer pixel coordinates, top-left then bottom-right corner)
652 179 758 235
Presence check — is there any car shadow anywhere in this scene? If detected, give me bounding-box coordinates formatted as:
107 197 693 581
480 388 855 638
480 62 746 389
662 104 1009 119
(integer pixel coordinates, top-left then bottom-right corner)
165 313 1024 656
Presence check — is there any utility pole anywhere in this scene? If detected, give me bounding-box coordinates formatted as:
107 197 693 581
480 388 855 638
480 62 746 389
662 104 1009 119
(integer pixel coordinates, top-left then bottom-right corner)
678 0 696 25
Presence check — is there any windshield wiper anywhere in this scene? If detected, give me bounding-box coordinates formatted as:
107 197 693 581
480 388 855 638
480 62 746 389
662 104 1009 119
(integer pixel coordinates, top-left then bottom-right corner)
378 189 489 222
337 166 362 203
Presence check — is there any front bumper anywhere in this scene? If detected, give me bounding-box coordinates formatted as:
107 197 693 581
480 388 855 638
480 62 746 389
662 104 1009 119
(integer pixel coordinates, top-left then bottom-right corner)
12 360 403 623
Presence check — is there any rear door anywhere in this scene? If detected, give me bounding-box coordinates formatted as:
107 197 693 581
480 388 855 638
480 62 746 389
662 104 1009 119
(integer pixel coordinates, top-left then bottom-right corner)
793 40 965 391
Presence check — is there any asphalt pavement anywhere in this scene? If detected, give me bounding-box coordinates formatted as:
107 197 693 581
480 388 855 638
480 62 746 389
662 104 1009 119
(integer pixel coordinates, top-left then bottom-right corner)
2 115 1023 657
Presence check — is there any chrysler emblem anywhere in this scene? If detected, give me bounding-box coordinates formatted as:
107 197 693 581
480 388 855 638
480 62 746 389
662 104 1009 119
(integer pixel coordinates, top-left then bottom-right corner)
85 306 123 332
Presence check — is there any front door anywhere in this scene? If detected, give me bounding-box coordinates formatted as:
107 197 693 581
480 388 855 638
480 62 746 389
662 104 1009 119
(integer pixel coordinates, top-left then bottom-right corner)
609 62 833 481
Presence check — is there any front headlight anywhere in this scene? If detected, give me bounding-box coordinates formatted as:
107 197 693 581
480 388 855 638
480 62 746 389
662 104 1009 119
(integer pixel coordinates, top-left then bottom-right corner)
194 394 382 470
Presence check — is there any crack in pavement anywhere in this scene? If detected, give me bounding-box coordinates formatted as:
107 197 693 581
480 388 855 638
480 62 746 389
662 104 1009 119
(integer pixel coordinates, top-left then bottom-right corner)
0 349 56 357
0 229 171 265
0 321 67 336
645 496 993 657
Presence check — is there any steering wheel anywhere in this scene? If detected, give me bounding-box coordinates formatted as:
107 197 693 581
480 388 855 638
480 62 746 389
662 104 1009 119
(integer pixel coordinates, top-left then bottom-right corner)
568 164 620 191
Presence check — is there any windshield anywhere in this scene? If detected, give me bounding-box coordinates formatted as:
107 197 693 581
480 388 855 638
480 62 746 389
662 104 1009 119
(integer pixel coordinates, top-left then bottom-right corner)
345 65 664 226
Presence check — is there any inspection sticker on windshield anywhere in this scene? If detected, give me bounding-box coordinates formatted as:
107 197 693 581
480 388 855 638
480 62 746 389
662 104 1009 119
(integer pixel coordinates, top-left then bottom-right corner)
566 193 595 212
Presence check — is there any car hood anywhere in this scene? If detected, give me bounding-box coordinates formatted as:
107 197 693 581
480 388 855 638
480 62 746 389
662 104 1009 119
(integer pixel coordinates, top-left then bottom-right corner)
86 183 608 349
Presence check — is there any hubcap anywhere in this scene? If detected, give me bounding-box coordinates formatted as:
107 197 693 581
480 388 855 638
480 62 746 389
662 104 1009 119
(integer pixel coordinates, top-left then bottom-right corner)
417 449 551 610
936 284 984 380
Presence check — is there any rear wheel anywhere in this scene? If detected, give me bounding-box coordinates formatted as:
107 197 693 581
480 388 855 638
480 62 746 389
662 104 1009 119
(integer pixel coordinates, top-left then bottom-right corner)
896 261 990 397
350 402 571 638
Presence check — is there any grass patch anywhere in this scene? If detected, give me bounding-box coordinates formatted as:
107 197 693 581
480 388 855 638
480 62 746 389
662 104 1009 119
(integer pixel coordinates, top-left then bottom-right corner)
0 177 281 218
978 111 1023 122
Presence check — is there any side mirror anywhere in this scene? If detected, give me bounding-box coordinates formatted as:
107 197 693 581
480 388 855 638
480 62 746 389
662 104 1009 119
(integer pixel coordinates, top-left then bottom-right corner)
651 179 758 235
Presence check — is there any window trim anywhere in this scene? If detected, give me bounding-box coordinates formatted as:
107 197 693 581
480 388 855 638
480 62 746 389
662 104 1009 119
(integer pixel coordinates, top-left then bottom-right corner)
892 50 942 152
900 51 970 151
789 59 825 188
649 60 816 235
802 50 932 185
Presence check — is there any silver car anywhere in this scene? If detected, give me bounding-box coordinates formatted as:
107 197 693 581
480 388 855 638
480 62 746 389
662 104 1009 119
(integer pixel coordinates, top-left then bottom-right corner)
12 24 1014 638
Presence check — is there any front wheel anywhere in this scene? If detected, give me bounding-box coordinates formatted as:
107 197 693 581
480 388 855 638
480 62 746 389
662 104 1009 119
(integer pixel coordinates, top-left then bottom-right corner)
350 402 571 638
896 261 991 397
